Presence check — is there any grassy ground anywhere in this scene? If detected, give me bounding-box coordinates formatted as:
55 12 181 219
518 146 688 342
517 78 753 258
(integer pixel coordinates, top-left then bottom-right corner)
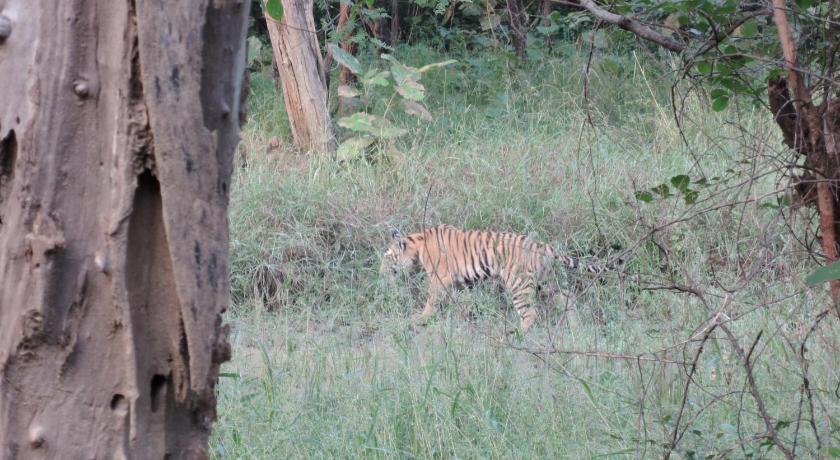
210 44 840 458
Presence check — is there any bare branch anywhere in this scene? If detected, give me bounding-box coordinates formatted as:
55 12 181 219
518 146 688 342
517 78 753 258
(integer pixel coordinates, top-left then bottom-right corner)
549 0 686 52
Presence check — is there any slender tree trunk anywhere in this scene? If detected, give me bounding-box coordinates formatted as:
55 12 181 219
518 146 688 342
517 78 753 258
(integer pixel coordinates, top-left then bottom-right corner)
507 0 528 62
770 0 840 308
337 2 357 87
266 0 336 152
0 0 248 457
336 2 358 115
542 0 553 50
391 0 400 45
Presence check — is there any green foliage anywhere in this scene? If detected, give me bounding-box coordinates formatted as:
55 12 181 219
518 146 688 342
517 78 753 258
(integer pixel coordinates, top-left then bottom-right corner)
331 48 456 160
226 26 839 455
264 0 284 21
635 174 710 206
805 260 840 286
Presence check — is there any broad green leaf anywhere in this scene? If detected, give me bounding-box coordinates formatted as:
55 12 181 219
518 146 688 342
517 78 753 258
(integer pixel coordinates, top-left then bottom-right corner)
418 59 458 73
670 174 690 191
337 112 407 138
652 184 672 198
712 96 729 111
336 136 375 161
740 19 758 37
822 446 840 458
265 0 284 21
390 62 421 84
805 260 840 286
327 43 362 75
391 63 425 101
403 100 433 121
337 85 359 98
537 25 560 35
396 78 425 101
362 70 390 87
683 190 699 205
635 191 654 203
696 60 712 75
710 88 728 99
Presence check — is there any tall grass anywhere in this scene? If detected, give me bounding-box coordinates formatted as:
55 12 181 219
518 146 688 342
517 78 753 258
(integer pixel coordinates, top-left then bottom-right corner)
212 44 840 458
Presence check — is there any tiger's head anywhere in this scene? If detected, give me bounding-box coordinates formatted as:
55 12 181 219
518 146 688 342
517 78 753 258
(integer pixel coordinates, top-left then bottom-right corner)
380 228 419 277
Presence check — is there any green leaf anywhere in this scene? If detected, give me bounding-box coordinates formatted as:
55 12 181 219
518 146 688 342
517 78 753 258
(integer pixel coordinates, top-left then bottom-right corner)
327 43 362 75
337 112 407 139
822 446 840 458
219 372 241 380
336 136 375 161
362 70 391 87
740 19 757 37
696 60 712 75
683 190 699 205
635 191 654 203
805 260 840 286
402 100 433 121
390 61 421 84
390 62 425 101
396 78 425 101
652 184 672 198
710 88 728 99
579 380 597 407
712 96 729 111
670 174 690 191
265 0 284 21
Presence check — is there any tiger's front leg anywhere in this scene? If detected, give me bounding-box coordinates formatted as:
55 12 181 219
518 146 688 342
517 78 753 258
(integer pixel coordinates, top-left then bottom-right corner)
419 278 444 323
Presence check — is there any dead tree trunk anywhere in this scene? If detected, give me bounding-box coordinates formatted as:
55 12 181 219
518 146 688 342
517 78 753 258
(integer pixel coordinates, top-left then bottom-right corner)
506 0 528 62
0 0 248 457
266 0 336 152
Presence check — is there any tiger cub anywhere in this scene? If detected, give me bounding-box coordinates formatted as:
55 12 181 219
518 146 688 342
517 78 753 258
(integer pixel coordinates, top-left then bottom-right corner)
380 225 619 333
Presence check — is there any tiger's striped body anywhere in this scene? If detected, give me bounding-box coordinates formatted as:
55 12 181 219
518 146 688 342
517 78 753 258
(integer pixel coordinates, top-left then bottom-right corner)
380 225 616 333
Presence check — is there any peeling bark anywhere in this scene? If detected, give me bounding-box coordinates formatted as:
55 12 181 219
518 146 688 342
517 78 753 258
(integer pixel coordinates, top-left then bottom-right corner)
265 0 336 152
0 0 249 457
770 0 840 306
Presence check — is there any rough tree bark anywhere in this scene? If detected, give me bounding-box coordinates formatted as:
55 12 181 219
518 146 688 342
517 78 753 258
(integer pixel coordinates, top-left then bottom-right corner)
542 0 553 50
391 0 400 45
265 0 336 152
506 0 528 62
0 0 248 457
770 0 840 307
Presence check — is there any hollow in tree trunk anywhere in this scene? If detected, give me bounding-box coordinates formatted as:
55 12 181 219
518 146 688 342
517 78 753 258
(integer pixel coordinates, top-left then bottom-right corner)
0 0 249 457
265 0 336 152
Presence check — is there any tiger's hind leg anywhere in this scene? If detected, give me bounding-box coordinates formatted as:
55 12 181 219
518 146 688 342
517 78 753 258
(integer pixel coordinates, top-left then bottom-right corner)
507 279 538 334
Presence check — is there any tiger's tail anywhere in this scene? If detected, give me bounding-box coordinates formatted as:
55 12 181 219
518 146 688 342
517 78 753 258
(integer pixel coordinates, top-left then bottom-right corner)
555 253 622 274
